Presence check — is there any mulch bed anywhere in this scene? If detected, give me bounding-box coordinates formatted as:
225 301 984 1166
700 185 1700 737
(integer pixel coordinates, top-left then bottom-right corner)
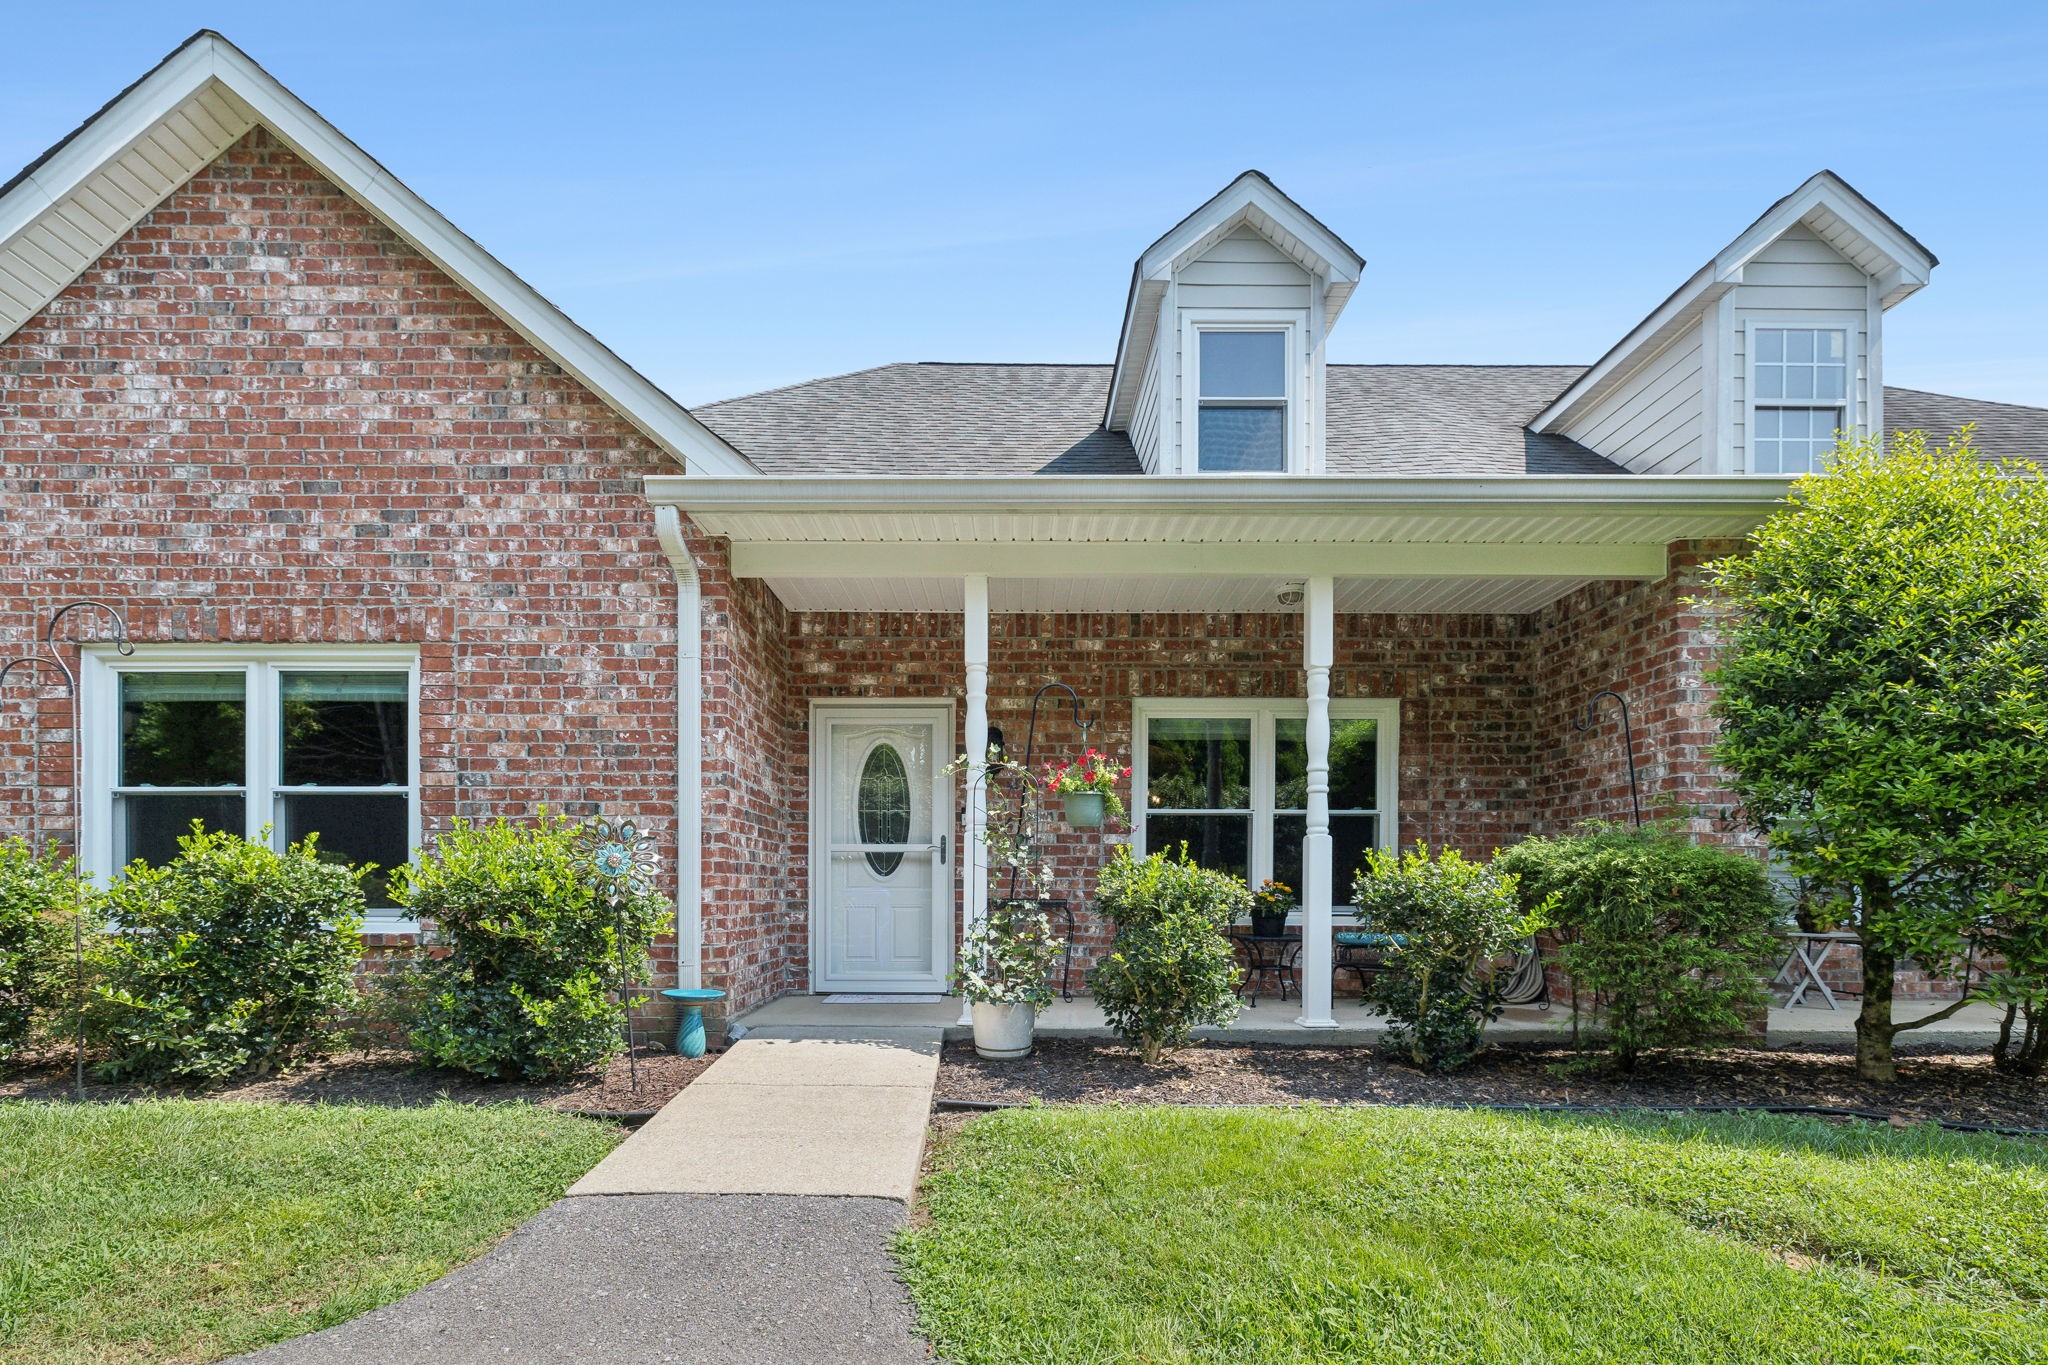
0 1045 715 1117
937 1038 2048 1132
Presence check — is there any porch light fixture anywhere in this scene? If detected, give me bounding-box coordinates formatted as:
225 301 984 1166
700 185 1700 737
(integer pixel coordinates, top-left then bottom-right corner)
1276 582 1306 606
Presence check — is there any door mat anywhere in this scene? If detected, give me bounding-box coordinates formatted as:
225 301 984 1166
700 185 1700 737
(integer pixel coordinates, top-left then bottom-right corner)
821 993 947 1004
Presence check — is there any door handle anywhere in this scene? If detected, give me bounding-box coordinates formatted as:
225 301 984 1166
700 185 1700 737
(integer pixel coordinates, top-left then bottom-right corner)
938 835 949 865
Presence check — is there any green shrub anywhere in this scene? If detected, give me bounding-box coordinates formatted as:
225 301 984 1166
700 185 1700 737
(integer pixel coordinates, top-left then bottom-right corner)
393 816 667 1080
0 839 75 1060
1353 844 1551 1071
1089 845 1246 1063
1494 826 1785 1069
93 827 367 1082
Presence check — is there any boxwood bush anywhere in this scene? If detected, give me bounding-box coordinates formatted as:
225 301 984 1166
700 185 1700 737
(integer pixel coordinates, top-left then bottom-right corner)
1089 845 1246 1063
1494 825 1785 1069
1353 844 1551 1071
394 816 667 1080
0 838 74 1061
93 827 367 1082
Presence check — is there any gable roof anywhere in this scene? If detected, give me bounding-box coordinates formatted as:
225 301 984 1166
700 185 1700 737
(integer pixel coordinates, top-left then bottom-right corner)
696 363 2048 478
1105 170 1366 431
0 30 755 476
1533 170 1937 436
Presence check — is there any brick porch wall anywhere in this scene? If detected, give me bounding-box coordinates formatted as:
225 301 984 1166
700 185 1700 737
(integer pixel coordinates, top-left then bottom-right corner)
785 609 1541 980
0 129 702 1012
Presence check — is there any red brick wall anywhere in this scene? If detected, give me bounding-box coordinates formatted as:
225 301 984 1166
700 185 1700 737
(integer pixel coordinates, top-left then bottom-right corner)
1528 541 1750 841
0 129 697 995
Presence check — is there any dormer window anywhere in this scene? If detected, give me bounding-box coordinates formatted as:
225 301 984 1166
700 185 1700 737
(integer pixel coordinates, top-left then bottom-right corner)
1752 327 1848 474
1196 327 1291 472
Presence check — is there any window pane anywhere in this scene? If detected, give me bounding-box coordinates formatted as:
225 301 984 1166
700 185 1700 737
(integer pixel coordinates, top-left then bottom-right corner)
1273 813 1379 907
1754 440 1781 474
1275 718 1380 810
1816 366 1846 402
120 672 244 786
1147 717 1251 810
1755 366 1783 401
857 741 912 877
1198 406 1286 472
280 671 408 786
1755 328 1784 363
1145 813 1249 883
1785 366 1814 401
1785 329 1814 363
1198 330 1285 397
117 793 244 869
279 792 409 907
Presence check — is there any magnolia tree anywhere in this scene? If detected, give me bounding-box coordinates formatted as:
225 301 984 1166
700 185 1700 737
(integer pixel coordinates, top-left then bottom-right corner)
1708 429 2048 1080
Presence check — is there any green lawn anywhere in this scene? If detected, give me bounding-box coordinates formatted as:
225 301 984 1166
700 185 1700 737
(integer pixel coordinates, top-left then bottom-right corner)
0 1100 620 1364
898 1106 2048 1365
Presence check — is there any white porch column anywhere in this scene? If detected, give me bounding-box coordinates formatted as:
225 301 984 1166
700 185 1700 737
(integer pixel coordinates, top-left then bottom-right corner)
959 573 990 1026
1296 575 1338 1028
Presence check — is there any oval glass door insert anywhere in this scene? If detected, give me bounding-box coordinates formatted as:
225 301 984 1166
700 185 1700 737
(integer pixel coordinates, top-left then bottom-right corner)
858 742 912 876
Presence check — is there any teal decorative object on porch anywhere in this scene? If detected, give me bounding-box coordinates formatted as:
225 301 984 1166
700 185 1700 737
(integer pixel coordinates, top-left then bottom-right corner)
662 987 726 1058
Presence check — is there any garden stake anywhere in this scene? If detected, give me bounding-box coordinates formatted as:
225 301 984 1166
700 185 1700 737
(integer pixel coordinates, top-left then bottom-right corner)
0 600 135 1101
573 818 659 1092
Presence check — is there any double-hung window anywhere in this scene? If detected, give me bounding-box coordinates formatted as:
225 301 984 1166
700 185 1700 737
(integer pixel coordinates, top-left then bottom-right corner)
1134 699 1397 917
1195 328 1291 472
88 647 421 923
1751 326 1848 474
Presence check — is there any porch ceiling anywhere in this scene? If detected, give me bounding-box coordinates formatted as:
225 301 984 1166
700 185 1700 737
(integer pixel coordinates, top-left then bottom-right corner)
762 574 1609 614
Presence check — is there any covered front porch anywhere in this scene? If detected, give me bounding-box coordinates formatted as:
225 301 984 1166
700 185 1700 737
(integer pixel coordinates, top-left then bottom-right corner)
644 473 1791 1023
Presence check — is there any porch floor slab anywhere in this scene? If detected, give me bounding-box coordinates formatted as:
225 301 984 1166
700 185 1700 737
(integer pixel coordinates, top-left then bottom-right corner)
733 995 2012 1049
568 1032 940 1203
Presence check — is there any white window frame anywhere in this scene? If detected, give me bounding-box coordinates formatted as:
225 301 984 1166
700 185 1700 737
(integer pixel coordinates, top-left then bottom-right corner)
1742 317 1855 476
1131 696 1399 919
81 644 424 932
1180 312 1305 475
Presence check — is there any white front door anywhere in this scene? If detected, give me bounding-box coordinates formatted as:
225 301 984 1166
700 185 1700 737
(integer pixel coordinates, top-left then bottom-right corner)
812 705 952 993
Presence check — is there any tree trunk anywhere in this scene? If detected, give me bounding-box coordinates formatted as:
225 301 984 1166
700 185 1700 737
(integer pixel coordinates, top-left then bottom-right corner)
1854 877 1897 1082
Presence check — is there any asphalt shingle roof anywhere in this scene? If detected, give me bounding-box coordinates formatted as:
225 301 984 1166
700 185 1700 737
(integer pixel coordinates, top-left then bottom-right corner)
692 363 2048 477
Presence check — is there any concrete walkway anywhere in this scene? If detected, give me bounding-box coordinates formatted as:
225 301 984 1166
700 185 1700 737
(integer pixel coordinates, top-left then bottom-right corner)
242 1030 943 1364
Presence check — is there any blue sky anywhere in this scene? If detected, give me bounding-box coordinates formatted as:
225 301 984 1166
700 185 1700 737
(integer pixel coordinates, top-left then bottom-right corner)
6 2 2047 406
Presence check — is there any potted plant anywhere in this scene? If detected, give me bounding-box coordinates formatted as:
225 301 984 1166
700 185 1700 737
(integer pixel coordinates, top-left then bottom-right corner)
1043 749 1129 830
1249 879 1294 936
954 902 1065 1058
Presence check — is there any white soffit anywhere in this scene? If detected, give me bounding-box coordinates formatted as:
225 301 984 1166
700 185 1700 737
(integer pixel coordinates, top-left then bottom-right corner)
765 574 1605 615
0 30 756 477
1533 170 1937 435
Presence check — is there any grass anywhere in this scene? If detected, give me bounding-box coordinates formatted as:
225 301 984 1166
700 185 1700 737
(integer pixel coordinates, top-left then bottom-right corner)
0 1099 620 1364
897 1106 2048 1364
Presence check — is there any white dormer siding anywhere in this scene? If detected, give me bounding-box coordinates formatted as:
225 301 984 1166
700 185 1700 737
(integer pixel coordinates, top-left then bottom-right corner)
1724 225 1876 474
1533 172 1935 476
1106 172 1364 476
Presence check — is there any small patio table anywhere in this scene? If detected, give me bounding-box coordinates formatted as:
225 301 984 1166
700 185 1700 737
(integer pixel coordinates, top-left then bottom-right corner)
660 987 727 1057
1228 931 1301 1006
1774 932 1859 1010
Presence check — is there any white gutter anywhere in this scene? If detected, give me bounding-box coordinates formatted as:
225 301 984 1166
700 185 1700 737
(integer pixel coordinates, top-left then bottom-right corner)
652 508 703 988
641 472 1796 516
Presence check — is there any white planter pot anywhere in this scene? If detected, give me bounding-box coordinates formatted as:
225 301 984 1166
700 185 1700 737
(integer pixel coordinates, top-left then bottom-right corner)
971 1000 1037 1059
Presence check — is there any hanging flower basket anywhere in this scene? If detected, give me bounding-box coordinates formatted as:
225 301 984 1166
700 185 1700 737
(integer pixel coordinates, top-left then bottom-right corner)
1043 749 1130 831
1062 790 1107 828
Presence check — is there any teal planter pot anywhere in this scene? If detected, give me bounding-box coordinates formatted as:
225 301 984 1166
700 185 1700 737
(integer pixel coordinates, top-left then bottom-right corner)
661 987 726 1058
1062 790 1106 828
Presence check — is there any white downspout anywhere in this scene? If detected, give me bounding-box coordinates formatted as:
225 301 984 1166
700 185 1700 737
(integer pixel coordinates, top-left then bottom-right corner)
653 507 704 989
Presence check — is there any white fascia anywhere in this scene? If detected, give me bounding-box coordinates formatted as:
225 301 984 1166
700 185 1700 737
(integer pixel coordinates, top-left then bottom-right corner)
643 472 1795 516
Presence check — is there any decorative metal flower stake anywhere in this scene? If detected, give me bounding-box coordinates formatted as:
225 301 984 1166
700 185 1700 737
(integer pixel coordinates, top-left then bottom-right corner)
573 817 658 1090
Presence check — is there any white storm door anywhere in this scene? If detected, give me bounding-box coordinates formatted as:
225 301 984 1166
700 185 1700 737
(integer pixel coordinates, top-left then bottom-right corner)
814 706 951 992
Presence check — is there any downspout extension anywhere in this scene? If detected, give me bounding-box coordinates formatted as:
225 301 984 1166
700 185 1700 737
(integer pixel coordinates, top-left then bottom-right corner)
653 507 704 990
